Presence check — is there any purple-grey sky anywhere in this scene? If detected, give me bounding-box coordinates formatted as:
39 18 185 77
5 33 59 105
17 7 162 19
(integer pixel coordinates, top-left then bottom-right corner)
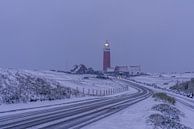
0 0 194 72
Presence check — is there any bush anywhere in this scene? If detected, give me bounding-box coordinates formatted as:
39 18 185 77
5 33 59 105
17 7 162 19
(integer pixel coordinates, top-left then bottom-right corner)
148 114 191 129
170 79 194 95
153 93 176 105
152 104 182 122
0 72 82 104
191 78 194 83
148 104 190 129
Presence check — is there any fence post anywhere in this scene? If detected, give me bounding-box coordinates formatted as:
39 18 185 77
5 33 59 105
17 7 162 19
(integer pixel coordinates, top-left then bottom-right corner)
69 89 72 96
77 87 79 97
83 88 85 96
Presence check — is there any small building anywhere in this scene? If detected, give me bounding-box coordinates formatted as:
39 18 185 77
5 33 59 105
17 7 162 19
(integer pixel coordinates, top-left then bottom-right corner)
107 67 115 73
114 65 141 76
115 66 129 73
129 65 141 76
115 66 129 76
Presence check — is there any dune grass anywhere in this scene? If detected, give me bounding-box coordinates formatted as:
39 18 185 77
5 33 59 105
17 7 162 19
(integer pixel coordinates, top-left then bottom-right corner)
153 92 176 105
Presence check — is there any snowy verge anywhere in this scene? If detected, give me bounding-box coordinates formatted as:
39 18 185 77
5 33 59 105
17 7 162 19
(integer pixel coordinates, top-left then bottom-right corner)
83 79 194 129
83 95 194 129
125 79 194 129
147 93 191 129
83 98 155 129
0 86 137 117
0 97 98 117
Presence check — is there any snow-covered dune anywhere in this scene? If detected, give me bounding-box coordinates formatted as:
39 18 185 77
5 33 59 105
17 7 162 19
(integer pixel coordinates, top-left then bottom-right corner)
0 69 82 104
0 69 126 105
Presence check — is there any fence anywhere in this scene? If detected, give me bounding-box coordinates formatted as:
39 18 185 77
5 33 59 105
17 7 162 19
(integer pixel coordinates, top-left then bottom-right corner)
75 86 130 97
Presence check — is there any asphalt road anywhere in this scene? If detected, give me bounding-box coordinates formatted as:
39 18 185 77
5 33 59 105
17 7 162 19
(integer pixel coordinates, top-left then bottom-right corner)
0 80 153 129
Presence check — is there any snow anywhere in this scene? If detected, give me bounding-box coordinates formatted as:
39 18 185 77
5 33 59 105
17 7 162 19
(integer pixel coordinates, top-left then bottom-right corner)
0 97 98 117
25 70 125 91
0 68 130 105
0 87 137 116
126 77 194 129
177 102 194 128
0 87 137 117
1 69 194 129
83 96 194 129
83 98 156 129
131 73 194 89
83 76 194 129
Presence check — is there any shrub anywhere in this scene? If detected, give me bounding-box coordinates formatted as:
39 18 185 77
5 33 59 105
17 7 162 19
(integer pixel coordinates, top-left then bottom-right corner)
148 114 191 129
152 104 182 122
153 93 176 105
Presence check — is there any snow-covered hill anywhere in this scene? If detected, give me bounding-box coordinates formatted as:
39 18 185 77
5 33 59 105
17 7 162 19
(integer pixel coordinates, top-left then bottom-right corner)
0 68 126 105
0 69 80 104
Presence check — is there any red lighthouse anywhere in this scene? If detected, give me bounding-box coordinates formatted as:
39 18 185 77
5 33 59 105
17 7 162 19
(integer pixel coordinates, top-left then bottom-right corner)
103 41 111 72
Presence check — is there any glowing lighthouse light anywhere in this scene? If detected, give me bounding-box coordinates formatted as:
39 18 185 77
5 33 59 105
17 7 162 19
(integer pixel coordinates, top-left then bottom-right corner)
104 40 110 48
105 43 109 47
104 41 110 50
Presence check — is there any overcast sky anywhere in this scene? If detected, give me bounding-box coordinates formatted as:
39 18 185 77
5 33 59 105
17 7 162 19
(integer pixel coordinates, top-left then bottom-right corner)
0 0 194 72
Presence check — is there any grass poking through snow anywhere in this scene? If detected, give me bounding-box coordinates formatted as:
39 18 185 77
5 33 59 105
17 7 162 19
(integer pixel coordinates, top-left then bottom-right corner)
153 92 176 105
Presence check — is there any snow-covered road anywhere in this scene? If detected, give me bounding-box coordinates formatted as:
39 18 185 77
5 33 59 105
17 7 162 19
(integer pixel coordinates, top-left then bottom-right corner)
83 79 194 129
0 80 152 129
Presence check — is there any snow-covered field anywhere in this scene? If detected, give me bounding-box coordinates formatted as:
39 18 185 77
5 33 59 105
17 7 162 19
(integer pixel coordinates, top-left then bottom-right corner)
131 73 194 89
26 70 127 91
0 68 131 105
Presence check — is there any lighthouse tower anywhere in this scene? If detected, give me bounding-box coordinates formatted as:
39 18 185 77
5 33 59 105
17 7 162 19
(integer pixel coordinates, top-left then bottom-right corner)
103 41 111 72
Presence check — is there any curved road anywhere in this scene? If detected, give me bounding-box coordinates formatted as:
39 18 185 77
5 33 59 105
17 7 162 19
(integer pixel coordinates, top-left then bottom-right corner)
0 80 153 129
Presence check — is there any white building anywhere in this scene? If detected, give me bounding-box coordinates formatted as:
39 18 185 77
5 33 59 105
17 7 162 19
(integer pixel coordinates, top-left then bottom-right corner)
129 65 141 76
114 65 141 76
115 66 129 73
107 67 115 73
